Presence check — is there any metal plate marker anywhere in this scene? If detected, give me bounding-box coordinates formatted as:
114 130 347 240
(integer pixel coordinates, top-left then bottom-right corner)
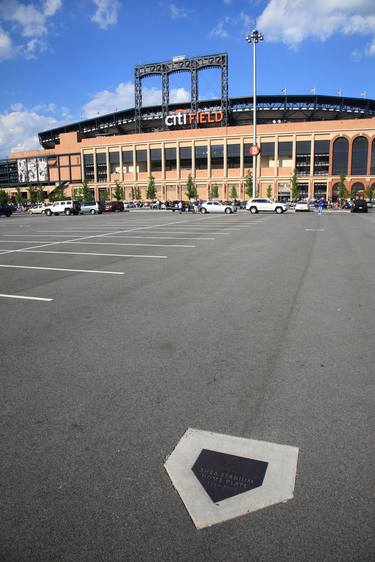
165 428 299 529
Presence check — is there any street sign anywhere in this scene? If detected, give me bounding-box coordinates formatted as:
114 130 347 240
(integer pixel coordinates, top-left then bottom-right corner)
249 145 261 156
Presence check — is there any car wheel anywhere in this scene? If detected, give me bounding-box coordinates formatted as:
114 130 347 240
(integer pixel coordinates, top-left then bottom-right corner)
275 206 283 214
28 210 32 214
249 206 258 214
46 209 52 216
90 209 96 215
65 209 71 216
5 210 11 217
225 207 231 214
41 210 45 214
200 208 207 214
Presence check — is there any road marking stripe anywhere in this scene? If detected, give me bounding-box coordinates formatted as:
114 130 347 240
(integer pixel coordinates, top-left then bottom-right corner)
19 250 167 258
0 264 124 275
0 239 195 248
0 293 52 302
1 234 215 241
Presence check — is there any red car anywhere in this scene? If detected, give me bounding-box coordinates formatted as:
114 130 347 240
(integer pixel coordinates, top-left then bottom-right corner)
104 201 124 212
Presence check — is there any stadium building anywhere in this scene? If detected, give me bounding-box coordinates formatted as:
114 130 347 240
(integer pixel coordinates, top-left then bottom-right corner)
1 53 375 202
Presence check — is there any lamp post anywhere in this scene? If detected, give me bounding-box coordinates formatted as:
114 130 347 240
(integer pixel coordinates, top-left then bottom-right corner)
246 29 263 199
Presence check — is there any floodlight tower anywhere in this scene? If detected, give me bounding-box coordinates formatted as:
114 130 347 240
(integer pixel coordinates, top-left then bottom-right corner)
246 30 264 199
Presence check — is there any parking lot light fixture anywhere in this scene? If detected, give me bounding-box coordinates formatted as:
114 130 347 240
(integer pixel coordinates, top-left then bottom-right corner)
246 30 264 199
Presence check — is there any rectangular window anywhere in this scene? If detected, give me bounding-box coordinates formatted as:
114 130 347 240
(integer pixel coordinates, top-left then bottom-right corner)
278 142 293 159
313 140 330 176
180 146 192 170
314 183 327 199
243 143 252 168
260 142 275 168
84 154 94 182
261 142 275 158
150 148 162 172
227 144 240 169
136 149 147 173
297 183 309 199
165 148 176 171
122 150 133 173
109 152 119 174
195 145 208 170
96 152 107 183
296 141 311 176
211 145 224 169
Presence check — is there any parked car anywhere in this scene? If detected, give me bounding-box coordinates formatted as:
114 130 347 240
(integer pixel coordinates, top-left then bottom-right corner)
104 200 125 212
351 199 368 213
45 200 81 216
28 204 47 214
0 204 12 217
295 200 310 212
79 201 104 215
246 198 287 214
200 201 236 214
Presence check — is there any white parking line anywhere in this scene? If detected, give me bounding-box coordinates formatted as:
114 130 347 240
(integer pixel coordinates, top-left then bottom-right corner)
0 239 195 249
0 264 124 275
1 234 215 241
19 250 167 259
0 293 52 302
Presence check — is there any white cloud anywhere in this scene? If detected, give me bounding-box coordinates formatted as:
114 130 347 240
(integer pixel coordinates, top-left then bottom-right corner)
366 37 375 55
0 26 13 60
43 0 62 17
82 81 190 118
169 4 192 19
91 0 119 29
0 109 58 157
209 18 230 38
257 0 375 54
0 0 62 60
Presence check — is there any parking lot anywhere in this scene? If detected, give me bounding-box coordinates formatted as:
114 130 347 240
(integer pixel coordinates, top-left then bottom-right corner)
1 209 374 561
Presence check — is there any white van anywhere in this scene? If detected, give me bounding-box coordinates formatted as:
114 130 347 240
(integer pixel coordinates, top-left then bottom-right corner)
44 200 81 216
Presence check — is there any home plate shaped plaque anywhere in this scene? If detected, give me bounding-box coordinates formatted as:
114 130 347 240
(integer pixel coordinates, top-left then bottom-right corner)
165 428 299 529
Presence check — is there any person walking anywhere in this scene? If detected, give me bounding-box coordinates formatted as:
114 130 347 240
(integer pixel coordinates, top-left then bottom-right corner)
178 200 183 214
317 198 324 216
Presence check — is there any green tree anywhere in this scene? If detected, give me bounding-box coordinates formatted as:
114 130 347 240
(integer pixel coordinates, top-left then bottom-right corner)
82 181 91 201
266 184 273 199
244 171 253 198
364 184 374 201
229 184 238 200
0 189 9 205
28 185 38 205
36 186 44 203
15 186 25 206
73 188 83 201
113 180 124 201
99 188 109 201
290 169 299 201
338 172 349 202
49 183 65 201
146 175 157 200
134 186 141 200
210 183 219 199
185 174 197 199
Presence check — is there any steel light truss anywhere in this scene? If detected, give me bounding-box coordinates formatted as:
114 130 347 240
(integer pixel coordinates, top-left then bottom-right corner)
134 53 229 132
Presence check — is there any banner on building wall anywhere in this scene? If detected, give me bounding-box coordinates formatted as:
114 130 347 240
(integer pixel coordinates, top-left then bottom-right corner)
17 157 48 183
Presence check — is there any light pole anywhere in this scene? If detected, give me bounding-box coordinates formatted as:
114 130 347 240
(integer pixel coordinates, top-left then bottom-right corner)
246 29 263 199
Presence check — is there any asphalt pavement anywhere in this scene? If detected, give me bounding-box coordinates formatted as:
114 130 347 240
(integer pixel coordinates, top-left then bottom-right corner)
0 209 373 561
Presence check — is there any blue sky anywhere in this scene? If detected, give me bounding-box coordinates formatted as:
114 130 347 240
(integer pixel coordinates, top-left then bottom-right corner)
0 0 374 157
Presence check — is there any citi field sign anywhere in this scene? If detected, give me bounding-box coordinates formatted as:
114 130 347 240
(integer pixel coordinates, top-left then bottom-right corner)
165 109 223 127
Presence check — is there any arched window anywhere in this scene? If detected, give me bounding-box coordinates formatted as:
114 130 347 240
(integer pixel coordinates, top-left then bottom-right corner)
332 138 349 175
371 139 375 175
351 137 368 175
351 182 364 196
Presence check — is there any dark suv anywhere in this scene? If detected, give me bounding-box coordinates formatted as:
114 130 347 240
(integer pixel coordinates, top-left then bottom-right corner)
0 204 12 217
104 201 124 212
351 200 368 213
